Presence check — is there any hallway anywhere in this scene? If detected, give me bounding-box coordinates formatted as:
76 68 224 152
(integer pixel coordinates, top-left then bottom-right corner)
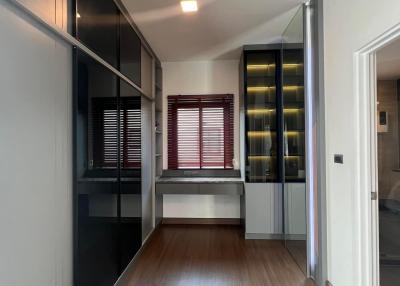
122 225 314 286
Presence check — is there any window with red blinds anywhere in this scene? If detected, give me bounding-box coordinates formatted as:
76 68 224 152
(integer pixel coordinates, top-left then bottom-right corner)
168 94 234 169
91 97 141 169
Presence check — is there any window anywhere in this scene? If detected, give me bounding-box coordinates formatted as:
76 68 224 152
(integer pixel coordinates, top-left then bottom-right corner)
168 94 234 169
91 97 141 169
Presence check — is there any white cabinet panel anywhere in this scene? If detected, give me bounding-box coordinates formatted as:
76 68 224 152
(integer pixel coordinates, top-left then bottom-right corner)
284 183 306 237
0 1 72 285
245 183 282 236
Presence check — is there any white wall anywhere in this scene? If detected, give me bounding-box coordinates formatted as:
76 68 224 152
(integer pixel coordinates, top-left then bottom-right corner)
0 1 72 285
162 60 240 168
162 60 240 218
323 0 400 285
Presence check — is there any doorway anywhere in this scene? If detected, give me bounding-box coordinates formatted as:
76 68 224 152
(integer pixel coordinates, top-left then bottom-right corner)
355 22 400 286
376 39 400 285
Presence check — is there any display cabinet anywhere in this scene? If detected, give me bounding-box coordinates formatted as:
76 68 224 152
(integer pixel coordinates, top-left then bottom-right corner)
241 45 305 183
243 48 282 182
282 47 305 182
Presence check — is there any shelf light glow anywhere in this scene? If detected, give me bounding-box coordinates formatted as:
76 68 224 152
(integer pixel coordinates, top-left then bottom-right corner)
76 12 81 19
247 86 276 93
246 63 302 71
247 130 303 138
285 131 304 137
247 86 303 93
248 156 273 160
247 108 303 116
248 156 302 161
247 64 276 71
283 85 304 91
248 131 275 138
283 63 303 68
284 156 302 159
247 109 275 115
284 108 303 114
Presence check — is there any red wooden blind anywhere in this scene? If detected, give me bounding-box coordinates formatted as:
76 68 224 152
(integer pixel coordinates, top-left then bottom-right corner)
91 97 141 169
168 94 233 169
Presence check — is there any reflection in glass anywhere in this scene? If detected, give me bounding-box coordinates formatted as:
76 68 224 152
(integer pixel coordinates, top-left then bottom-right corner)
119 80 142 271
245 51 279 182
120 14 141 86
282 6 307 275
76 0 118 68
76 51 119 286
75 51 142 285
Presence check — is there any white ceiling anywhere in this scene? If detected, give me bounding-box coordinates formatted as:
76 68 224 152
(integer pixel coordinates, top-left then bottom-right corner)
377 39 400 80
122 0 303 62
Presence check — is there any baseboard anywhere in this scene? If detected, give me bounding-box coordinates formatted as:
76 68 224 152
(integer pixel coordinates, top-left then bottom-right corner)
285 234 307 240
162 218 241 225
114 224 160 286
245 233 283 240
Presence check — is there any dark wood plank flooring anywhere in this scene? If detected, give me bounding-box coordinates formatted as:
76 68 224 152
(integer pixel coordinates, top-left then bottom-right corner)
122 225 315 286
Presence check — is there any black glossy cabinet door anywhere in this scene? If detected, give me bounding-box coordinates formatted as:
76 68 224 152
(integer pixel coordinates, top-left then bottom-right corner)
74 51 142 286
119 80 142 270
120 14 141 86
75 51 120 286
76 0 119 68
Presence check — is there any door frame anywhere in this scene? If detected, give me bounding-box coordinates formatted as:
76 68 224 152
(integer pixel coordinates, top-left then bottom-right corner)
354 22 400 286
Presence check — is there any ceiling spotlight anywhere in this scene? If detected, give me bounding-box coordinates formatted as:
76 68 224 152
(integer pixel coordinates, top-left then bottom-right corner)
181 0 198 13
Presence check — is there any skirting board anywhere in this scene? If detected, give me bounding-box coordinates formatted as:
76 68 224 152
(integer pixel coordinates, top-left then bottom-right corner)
286 234 307 240
162 218 241 225
245 233 283 240
245 233 307 240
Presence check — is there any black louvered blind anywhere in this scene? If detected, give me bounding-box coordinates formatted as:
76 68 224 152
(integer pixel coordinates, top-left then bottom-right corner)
168 94 233 169
91 97 141 169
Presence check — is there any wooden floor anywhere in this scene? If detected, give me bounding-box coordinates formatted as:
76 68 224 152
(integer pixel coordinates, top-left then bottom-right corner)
122 224 315 286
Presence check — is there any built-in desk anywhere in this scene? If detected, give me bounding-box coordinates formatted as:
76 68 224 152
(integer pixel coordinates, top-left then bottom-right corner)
156 177 244 196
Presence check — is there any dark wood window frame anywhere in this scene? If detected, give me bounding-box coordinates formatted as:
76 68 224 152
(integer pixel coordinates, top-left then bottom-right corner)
168 94 234 170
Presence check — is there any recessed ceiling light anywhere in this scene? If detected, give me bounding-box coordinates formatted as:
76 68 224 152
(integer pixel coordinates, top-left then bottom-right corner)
181 0 198 13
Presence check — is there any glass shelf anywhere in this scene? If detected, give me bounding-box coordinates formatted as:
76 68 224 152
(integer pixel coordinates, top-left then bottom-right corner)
245 51 279 182
283 48 305 182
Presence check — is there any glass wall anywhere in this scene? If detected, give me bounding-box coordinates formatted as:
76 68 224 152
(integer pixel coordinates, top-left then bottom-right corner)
281 6 307 274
